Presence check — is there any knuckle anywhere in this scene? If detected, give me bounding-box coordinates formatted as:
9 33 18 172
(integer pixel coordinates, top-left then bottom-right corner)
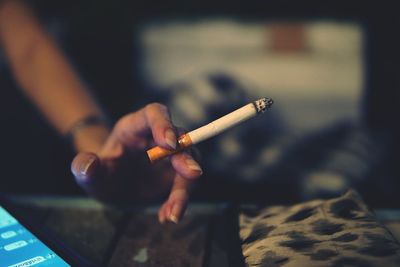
115 114 132 130
146 102 168 113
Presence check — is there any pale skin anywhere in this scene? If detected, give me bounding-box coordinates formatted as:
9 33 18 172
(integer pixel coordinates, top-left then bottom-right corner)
0 0 202 223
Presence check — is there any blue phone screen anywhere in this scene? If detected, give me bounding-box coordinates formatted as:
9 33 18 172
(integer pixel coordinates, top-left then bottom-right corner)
0 206 70 267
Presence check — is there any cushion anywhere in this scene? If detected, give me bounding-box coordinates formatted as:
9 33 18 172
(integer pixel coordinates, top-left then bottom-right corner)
239 190 400 267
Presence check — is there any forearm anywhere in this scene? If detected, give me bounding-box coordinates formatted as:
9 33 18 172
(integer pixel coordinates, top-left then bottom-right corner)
0 1 109 152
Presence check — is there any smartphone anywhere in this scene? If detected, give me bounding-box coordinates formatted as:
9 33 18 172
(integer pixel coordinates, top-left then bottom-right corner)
0 197 94 267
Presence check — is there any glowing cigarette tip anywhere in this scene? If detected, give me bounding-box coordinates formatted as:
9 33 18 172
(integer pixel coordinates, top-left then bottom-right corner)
253 97 273 113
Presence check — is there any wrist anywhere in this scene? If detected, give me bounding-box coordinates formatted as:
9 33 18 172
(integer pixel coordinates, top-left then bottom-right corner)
66 116 111 153
72 124 110 153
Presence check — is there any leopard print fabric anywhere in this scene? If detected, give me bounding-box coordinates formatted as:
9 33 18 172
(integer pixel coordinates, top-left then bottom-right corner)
239 190 400 267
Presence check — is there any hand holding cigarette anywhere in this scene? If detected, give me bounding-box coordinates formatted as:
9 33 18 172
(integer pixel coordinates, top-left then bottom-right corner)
147 97 274 163
71 103 202 224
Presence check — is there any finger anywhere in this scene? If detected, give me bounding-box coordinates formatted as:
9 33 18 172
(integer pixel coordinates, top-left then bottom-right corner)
163 173 193 224
170 152 203 180
112 103 176 150
175 127 202 162
71 152 103 192
158 202 169 224
162 201 175 224
143 103 177 150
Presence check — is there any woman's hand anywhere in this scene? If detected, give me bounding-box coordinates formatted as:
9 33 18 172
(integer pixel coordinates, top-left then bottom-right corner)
71 103 202 223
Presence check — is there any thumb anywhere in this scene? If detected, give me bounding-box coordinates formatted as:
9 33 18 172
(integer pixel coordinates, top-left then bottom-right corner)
71 152 103 189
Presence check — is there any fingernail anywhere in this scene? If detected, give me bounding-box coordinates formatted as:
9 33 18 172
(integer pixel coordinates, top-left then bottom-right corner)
185 159 203 174
80 157 96 176
169 214 179 224
165 129 177 150
168 202 183 224
169 203 181 224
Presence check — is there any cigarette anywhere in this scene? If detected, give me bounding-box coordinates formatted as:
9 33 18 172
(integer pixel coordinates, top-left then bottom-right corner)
147 97 273 163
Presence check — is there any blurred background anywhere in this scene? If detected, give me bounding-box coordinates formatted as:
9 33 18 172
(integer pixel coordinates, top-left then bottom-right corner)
1 0 399 207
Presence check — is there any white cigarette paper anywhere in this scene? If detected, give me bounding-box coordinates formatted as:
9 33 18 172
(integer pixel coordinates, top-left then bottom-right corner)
147 97 273 163
188 98 272 144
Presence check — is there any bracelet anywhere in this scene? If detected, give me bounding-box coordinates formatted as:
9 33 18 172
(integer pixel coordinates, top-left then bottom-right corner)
65 115 110 143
